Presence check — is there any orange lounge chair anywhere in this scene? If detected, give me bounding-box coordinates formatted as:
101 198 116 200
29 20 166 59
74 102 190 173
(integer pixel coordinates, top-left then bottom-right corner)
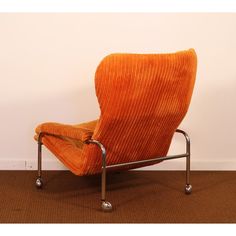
34 49 197 211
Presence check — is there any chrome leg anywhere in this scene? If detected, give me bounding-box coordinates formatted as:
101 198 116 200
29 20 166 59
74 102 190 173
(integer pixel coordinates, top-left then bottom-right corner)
36 133 43 188
185 132 192 194
87 140 112 212
185 156 192 194
101 151 112 211
176 129 192 194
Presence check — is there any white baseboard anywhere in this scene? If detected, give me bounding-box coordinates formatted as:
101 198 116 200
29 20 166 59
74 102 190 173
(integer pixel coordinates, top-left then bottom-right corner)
0 159 236 171
0 159 68 170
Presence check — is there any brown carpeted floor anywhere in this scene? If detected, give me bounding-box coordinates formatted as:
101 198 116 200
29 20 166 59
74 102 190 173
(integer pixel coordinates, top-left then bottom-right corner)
0 170 236 223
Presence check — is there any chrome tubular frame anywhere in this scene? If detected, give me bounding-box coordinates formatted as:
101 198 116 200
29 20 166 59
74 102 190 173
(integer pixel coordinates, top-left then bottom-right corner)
87 129 192 211
176 129 192 194
35 133 43 188
86 140 112 212
36 129 192 211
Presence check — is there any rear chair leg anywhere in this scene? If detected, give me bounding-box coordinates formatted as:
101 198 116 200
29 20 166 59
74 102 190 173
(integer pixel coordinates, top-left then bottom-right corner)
87 139 112 212
35 133 43 188
184 132 192 194
101 157 112 211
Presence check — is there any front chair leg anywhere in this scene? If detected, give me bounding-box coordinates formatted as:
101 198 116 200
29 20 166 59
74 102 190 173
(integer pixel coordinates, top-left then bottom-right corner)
87 139 112 212
35 133 43 188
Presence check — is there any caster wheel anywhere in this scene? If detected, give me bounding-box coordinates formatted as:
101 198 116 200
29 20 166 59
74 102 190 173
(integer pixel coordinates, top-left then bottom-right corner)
185 184 192 194
101 201 112 212
35 178 43 189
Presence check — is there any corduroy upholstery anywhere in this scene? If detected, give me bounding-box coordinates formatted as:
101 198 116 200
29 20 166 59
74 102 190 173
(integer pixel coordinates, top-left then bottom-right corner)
35 49 197 175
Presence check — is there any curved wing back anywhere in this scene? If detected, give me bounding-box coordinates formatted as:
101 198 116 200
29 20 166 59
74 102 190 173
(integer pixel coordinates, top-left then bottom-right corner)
92 49 197 165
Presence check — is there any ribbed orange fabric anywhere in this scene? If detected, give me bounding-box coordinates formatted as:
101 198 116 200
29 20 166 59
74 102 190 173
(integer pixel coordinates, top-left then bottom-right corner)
35 121 96 142
35 49 197 175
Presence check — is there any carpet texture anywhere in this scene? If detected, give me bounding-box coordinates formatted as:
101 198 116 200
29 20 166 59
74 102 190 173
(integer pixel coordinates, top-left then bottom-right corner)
0 171 236 223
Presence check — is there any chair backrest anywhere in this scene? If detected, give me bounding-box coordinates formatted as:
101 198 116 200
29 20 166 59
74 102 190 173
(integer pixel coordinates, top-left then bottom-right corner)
92 49 197 166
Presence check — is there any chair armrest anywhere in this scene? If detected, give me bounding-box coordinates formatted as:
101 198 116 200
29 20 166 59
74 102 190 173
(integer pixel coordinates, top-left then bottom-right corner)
35 122 93 142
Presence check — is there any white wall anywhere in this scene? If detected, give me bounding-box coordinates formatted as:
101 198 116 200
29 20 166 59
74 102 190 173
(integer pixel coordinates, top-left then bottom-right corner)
0 13 236 170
